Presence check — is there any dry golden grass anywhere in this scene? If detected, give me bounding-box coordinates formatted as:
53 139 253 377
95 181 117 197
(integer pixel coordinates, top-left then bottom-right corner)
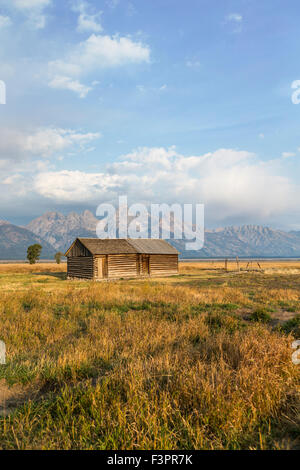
181 260 300 273
0 262 299 450
0 259 299 274
0 263 67 274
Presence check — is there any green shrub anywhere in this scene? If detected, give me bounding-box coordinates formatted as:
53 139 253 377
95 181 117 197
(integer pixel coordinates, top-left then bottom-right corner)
281 316 300 336
250 309 272 324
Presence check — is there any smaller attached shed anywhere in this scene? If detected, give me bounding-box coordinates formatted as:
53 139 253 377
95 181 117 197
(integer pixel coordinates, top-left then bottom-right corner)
65 238 179 280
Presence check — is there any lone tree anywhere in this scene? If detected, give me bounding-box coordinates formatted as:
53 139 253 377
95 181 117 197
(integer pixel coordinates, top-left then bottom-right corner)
27 244 42 265
54 252 63 264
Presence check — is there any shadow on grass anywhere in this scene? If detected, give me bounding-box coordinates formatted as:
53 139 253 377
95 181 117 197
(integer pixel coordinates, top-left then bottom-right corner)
33 272 67 281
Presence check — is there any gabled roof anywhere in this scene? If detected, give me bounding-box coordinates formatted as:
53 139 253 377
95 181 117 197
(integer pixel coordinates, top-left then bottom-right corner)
65 238 178 256
127 238 178 254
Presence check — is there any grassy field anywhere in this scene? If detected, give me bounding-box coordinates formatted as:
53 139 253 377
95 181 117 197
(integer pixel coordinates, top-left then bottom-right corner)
0 261 299 450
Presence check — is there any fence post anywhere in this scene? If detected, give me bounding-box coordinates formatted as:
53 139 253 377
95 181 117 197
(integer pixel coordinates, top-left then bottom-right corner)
225 258 228 272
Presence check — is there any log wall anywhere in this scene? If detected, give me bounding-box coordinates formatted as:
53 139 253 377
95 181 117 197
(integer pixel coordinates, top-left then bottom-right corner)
149 254 178 277
107 254 138 279
67 256 94 279
67 252 178 280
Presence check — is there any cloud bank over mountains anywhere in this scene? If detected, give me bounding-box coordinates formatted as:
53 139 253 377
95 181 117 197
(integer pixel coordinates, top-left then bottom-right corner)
1 142 300 227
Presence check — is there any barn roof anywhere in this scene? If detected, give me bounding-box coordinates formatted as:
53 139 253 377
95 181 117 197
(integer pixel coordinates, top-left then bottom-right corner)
66 238 178 256
127 238 178 255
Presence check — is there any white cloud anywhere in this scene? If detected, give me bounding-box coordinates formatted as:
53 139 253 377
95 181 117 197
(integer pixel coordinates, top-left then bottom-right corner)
49 76 92 98
28 147 299 225
77 12 102 33
48 33 150 97
0 15 12 28
226 13 243 22
186 60 201 68
34 170 122 202
0 127 101 159
2 174 23 185
72 1 103 33
106 0 119 8
136 84 167 94
9 0 52 29
49 34 150 76
24 128 101 157
282 152 296 159
12 0 51 7
225 13 243 33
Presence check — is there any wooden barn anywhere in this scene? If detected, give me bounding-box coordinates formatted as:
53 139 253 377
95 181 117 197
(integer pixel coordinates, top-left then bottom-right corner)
65 238 179 280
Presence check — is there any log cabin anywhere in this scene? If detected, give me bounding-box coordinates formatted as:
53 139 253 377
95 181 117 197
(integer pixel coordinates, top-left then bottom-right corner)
65 238 179 280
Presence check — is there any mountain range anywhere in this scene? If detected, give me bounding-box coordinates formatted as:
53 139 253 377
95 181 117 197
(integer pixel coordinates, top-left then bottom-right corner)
0 220 56 260
0 210 300 259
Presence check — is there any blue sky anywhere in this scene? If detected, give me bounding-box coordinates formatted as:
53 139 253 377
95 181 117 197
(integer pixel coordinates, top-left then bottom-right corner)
1 0 300 229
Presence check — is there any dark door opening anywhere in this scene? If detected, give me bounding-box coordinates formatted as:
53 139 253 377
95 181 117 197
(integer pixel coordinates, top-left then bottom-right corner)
142 255 150 276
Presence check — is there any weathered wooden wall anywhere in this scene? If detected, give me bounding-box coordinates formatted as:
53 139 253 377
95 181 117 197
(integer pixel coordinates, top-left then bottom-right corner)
68 240 91 257
149 254 178 276
94 255 108 279
141 255 150 276
107 254 138 279
67 256 94 279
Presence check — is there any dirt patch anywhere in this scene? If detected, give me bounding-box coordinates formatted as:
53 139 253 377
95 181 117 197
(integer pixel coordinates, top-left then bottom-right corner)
271 310 299 322
0 379 37 417
263 268 300 275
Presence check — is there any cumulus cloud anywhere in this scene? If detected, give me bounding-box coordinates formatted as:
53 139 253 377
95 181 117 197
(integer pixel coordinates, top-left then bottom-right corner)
49 76 92 98
34 170 122 202
77 12 102 33
0 127 101 160
49 34 150 76
72 1 103 33
2 146 299 225
48 33 150 97
26 147 300 225
0 126 101 217
9 0 52 29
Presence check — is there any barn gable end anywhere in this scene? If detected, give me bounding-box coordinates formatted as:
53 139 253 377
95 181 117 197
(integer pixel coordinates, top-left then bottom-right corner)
65 239 94 279
65 239 93 257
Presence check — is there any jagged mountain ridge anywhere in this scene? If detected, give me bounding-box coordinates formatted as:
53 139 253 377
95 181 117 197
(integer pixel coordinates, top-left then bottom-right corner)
25 211 300 258
26 210 98 251
0 220 56 260
173 225 300 258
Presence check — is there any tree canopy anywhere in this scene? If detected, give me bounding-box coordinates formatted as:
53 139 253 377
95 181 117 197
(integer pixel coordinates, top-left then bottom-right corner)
27 244 42 265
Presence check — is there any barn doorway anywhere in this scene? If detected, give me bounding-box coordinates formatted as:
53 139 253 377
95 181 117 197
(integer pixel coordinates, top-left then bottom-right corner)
97 258 104 279
142 255 150 276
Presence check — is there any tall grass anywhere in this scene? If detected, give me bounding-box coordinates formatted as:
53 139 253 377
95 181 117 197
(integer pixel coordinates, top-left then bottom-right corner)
0 263 299 450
